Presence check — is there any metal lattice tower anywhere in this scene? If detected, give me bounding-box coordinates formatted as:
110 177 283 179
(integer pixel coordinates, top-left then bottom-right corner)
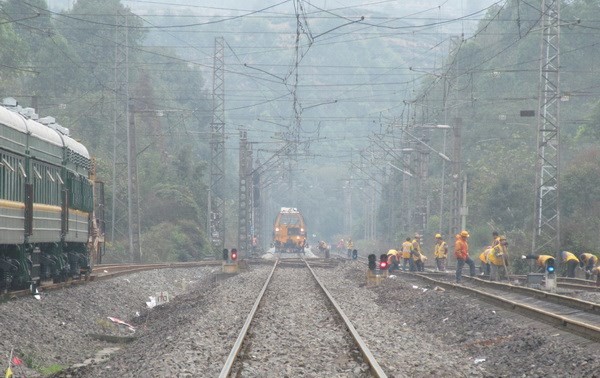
533 0 561 254
209 37 226 250
238 131 252 257
450 117 462 237
111 12 130 253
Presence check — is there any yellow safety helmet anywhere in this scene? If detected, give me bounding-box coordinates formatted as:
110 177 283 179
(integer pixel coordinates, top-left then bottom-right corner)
435 233 442 238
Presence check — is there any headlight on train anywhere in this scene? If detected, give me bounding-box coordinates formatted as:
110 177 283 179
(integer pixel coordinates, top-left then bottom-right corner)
301 228 304 232
275 227 280 232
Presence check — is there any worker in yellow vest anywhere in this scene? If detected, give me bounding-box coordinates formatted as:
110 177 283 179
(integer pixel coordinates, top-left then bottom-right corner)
433 234 448 271
579 253 599 279
591 266 600 286
560 251 579 278
401 237 414 271
522 254 555 273
488 236 509 281
479 249 491 276
387 249 400 273
412 233 424 272
346 238 354 258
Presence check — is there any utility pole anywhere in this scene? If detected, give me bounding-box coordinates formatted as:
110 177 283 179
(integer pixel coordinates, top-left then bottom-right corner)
111 12 134 260
127 106 141 263
416 128 430 234
450 117 462 237
209 37 226 251
400 139 413 234
532 0 561 254
343 179 352 236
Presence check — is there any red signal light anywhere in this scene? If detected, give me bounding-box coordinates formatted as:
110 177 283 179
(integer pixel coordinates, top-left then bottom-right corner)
379 254 388 270
231 249 238 261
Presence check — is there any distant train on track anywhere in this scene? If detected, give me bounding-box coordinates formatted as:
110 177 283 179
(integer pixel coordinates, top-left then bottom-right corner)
273 207 307 253
0 98 104 292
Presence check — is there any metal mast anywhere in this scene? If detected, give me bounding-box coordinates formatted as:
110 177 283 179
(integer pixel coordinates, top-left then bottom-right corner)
209 37 226 250
111 12 131 256
127 106 141 262
532 0 561 254
447 35 462 239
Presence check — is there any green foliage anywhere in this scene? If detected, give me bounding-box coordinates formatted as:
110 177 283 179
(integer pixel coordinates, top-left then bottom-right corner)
39 364 66 375
560 148 600 251
143 184 201 229
142 220 210 262
16 349 65 375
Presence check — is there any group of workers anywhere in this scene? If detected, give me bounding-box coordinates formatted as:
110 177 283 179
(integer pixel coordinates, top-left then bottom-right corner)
381 230 600 284
525 251 600 282
386 231 475 283
385 233 430 274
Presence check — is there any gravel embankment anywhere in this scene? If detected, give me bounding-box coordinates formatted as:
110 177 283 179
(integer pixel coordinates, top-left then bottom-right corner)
316 262 600 378
229 266 370 377
0 267 216 377
3 259 599 378
72 264 272 377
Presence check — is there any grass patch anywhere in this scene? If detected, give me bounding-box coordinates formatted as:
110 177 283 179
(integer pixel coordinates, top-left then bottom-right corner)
39 364 65 375
16 350 66 376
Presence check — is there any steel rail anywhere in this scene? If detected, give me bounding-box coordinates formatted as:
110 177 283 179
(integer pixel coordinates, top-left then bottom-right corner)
412 273 600 342
440 274 600 315
219 260 278 378
1 260 224 302
304 259 388 378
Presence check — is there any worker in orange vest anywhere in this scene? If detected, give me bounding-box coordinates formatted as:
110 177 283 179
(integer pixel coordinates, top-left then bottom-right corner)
455 230 475 283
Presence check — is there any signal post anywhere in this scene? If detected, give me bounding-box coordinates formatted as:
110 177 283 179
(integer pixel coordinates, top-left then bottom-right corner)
366 254 388 286
222 248 239 274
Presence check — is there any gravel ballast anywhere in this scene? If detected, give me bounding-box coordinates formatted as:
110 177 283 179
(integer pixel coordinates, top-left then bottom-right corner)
0 267 216 377
2 259 599 377
229 265 370 377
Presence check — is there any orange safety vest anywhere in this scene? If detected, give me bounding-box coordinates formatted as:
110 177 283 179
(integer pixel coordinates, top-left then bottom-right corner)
454 237 469 260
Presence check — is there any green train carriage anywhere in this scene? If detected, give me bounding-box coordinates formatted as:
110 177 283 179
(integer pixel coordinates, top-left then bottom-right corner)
0 98 99 291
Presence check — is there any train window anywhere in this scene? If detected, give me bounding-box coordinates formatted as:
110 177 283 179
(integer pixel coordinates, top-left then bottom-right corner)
33 166 42 179
18 162 26 178
46 169 55 182
56 172 64 184
288 227 301 236
2 157 14 172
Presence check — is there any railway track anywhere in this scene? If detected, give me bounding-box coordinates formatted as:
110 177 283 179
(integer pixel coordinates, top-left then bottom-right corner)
1 260 223 302
334 254 600 341
409 271 600 342
219 258 386 378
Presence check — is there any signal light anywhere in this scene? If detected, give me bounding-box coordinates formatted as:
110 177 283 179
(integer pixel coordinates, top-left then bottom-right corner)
368 254 376 271
546 258 555 274
352 249 358 260
231 249 238 261
379 254 388 270
222 249 229 261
